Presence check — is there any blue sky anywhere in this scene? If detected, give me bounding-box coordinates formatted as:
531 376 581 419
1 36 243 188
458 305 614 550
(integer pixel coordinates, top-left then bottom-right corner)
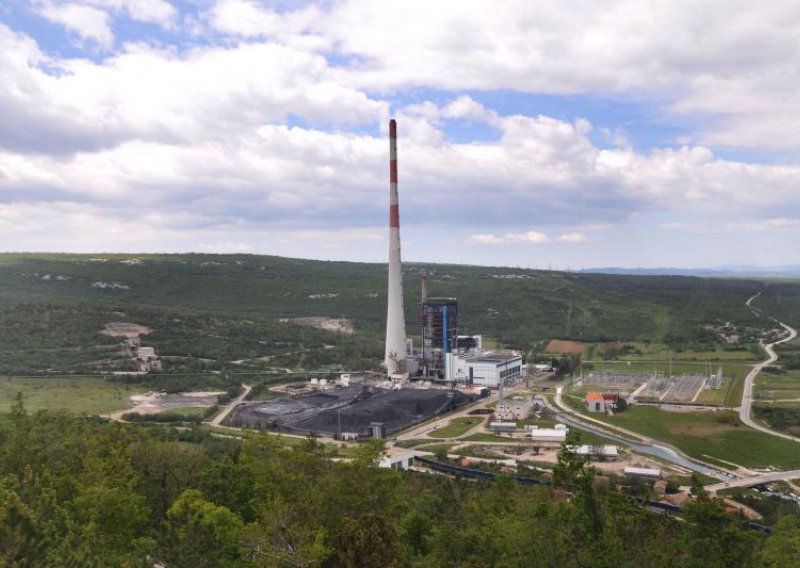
2 0 800 268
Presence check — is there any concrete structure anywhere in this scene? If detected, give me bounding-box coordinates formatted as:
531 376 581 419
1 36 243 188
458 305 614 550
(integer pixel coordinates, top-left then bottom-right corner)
527 424 568 444
379 448 415 471
586 392 606 413
384 119 408 378
570 445 619 461
496 398 532 420
448 352 523 386
488 421 517 432
624 466 662 479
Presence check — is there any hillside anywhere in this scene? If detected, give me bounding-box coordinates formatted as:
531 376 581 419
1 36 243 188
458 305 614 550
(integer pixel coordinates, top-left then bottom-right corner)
0 253 793 374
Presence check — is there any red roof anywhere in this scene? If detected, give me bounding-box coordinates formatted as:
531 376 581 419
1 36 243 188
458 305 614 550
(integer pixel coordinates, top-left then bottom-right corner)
586 392 605 402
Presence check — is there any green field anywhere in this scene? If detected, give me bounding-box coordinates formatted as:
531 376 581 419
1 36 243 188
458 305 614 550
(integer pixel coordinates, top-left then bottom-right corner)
565 404 800 469
754 372 800 401
586 341 759 363
429 416 484 438
0 376 142 414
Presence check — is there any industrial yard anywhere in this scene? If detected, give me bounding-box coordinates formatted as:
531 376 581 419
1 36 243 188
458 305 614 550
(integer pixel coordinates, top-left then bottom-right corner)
231 380 475 437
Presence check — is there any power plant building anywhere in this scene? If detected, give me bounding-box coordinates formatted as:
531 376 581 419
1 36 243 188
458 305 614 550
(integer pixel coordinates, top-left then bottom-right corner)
421 297 458 377
448 352 523 387
381 120 521 385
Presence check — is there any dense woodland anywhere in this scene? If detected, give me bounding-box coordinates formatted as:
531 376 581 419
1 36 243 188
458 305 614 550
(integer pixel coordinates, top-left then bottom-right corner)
0 253 794 374
2 402 799 567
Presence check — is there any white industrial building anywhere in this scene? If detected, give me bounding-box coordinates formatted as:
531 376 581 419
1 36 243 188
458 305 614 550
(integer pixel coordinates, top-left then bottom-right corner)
379 448 415 471
569 445 619 461
495 398 532 420
624 466 661 479
527 424 568 444
447 352 523 387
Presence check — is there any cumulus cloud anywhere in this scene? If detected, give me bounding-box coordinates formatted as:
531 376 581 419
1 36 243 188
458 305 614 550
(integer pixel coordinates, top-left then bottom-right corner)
661 219 800 233
467 231 587 245
33 1 177 49
38 2 114 49
203 0 800 151
3 1 800 263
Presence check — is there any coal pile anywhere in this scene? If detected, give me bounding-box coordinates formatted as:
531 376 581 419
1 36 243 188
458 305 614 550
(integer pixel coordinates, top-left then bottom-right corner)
231 386 474 437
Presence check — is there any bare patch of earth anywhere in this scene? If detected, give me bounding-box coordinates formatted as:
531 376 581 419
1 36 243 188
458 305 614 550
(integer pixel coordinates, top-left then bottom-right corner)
281 317 354 334
101 322 152 338
545 339 585 354
107 391 224 420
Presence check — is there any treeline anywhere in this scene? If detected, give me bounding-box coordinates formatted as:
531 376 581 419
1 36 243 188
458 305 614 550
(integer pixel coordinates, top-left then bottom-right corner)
2 400 799 566
0 253 781 354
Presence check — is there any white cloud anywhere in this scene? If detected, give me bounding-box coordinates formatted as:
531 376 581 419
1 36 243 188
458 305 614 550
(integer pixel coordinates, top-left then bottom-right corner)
467 231 587 245
557 233 587 243
661 219 800 233
34 1 177 49
38 2 114 49
202 0 800 151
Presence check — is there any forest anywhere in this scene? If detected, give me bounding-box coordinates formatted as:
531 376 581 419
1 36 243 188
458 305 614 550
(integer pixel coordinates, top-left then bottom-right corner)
1 253 795 375
2 400 799 567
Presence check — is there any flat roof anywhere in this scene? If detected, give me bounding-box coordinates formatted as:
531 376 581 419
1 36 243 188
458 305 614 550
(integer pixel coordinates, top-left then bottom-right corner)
462 353 522 364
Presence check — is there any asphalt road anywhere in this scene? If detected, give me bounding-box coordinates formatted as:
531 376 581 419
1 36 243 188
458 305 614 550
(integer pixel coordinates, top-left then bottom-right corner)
739 296 800 442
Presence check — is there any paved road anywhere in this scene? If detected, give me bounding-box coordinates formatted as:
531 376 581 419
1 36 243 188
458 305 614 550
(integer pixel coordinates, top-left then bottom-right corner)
206 383 252 427
706 469 800 493
739 296 800 442
551 387 731 479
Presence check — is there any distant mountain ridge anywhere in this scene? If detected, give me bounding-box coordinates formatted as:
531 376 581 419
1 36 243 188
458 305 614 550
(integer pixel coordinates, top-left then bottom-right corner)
581 265 800 278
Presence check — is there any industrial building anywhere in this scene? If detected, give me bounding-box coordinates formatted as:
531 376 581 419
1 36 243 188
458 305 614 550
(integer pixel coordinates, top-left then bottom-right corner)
586 392 606 413
496 397 532 420
420 297 458 377
527 424 569 444
381 119 523 387
448 352 523 387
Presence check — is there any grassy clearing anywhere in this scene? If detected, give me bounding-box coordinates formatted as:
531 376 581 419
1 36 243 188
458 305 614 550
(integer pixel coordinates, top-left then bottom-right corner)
0 376 142 415
754 372 800 402
416 443 456 454
572 405 800 469
585 342 759 363
429 417 484 438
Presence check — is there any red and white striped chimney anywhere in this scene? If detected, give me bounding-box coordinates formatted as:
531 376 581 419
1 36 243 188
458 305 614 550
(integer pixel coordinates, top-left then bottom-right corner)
385 119 408 377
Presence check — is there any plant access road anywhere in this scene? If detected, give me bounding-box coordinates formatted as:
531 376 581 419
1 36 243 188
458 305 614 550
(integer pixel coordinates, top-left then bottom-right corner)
206 383 252 427
739 298 800 442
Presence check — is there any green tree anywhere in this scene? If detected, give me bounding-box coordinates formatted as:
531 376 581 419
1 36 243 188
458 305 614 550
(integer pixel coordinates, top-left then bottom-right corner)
163 489 244 568
761 515 800 567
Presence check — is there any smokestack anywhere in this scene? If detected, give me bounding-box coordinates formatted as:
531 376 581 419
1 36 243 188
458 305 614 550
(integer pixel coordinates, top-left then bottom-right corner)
385 119 407 377
420 271 427 303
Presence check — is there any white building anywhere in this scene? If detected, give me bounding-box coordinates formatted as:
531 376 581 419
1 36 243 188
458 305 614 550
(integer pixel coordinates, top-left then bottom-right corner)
624 466 661 479
379 448 415 471
448 352 523 387
570 445 619 461
496 398 532 420
527 424 568 444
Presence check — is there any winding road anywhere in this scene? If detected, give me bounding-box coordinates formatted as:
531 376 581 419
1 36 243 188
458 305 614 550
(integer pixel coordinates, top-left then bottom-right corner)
739 295 800 442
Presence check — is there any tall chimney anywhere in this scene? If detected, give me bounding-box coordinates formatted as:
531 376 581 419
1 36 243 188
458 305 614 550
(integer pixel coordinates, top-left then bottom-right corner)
385 119 407 376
